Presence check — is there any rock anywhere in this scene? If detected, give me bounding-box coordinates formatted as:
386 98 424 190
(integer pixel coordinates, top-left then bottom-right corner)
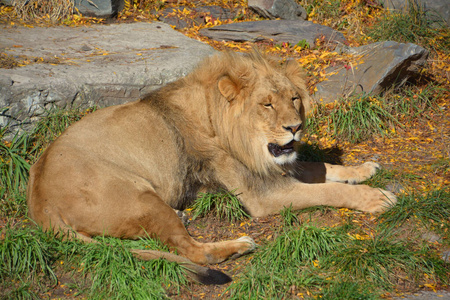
385 180 405 194
420 231 441 243
0 22 216 134
384 0 449 26
394 291 450 300
199 20 346 47
72 0 124 18
248 0 307 20
313 41 428 104
442 249 450 263
156 5 235 29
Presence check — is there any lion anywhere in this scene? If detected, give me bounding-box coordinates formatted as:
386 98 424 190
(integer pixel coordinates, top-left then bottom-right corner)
27 51 396 284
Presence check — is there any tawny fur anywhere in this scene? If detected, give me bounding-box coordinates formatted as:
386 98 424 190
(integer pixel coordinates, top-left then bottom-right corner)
27 51 396 284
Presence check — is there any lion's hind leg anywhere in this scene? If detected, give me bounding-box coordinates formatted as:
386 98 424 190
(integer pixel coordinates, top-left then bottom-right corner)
135 191 256 265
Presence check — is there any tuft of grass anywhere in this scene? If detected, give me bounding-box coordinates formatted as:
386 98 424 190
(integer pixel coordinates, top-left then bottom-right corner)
321 233 449 290
378 189 450 231
12 0 74 23
367 0 449 53
306 94 396 143
0 224 58 284
327 95 397 143
0 128 32 200
228 225 347 298
306 84 442 143
384 84 442 120
0 224 187 299
191 190 250 223
261 225 347 266
280 204 300 227
75 237 187 299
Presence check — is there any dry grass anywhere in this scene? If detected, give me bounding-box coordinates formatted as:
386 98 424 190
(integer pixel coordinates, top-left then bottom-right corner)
12 0 74 23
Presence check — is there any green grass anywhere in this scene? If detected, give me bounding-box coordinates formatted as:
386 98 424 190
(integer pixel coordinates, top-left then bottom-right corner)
280 204 300 227
321 233 449 290
227 225 348 298
0 224 187 299
0 225 58 284
0 127 32 201
227 222 449 299
306 84 441 143
378 189 450 233
367 0 449 53
191 189 250 223
74 237 187 299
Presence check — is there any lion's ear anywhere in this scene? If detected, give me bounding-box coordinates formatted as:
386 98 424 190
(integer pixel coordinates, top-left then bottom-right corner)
218 76 240 102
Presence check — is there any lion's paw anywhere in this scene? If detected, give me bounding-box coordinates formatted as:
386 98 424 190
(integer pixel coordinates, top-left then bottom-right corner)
349 162 381 184
230 236 256 260
358 187 397 213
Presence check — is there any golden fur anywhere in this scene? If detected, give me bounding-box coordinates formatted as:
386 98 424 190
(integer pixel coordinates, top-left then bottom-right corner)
27 51 396 284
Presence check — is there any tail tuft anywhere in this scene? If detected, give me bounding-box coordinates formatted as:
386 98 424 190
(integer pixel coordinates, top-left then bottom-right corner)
196 268 232 285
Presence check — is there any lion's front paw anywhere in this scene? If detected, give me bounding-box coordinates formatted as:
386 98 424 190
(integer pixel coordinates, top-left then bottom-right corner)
230 236 256 260
357 186 397 213
349 162 381 184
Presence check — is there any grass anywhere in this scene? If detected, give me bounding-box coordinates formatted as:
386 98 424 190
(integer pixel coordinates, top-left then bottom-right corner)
12 0 74 23
227 225 347 299
74 237 187 299
280 204 300 227
306 83 442 143
0 127 32 199
321 234 448 290
366 0 449 53
227 221 449 299
191 189 250 223
0 223 188 299
378 189 450 235
0 224 58 284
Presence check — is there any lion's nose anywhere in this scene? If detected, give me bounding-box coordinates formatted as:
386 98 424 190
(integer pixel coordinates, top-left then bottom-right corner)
283 123 303 134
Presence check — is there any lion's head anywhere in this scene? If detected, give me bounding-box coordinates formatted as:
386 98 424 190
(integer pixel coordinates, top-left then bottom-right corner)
188 51 311 175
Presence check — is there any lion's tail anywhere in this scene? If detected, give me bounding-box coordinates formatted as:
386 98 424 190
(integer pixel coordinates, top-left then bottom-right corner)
130 249 232 285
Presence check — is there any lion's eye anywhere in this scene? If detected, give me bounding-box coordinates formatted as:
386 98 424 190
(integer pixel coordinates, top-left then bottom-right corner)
292 96 300 101
264 103 273 108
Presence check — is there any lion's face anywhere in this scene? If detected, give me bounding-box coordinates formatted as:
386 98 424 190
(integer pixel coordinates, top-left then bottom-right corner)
216 55 310 169
248 72 307 165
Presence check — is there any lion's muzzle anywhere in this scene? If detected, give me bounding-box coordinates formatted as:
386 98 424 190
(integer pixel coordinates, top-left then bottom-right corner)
268 141 295 157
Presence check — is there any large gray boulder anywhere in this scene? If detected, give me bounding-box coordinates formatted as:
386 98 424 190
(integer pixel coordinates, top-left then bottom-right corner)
248 0 307 20
0 22 216 133
73 0 124 18
383 0 449 26
200 20 346 48
313 41 428 104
